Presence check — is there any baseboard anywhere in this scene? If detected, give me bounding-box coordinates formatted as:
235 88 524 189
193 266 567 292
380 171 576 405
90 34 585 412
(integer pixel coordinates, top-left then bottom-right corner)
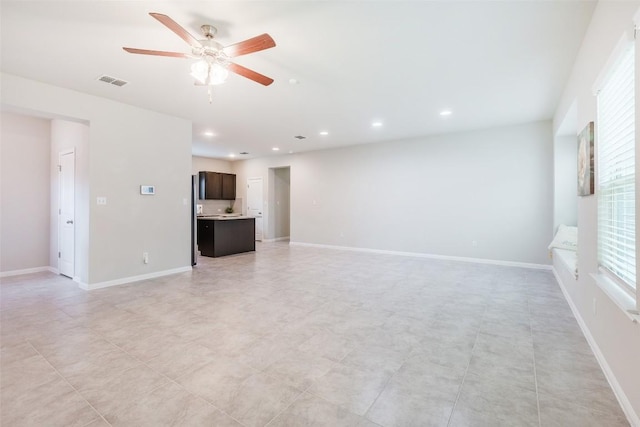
289 241 552 270
78 266 192 291
552 267 640 427
0 266 58 278
263 236 290 243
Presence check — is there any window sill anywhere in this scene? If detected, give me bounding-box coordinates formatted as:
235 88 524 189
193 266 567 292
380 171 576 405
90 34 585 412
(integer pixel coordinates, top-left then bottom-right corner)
590 273 639 323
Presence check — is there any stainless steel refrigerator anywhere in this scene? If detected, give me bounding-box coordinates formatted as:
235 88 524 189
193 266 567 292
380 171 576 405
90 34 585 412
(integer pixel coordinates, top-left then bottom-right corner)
191 174 198 266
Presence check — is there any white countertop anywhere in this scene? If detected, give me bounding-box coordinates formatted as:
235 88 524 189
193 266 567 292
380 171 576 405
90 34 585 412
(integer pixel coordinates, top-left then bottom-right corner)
197 215 254 221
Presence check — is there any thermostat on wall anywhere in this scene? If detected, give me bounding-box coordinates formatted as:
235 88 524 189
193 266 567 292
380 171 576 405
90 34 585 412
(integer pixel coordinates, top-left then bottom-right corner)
140 185 155 195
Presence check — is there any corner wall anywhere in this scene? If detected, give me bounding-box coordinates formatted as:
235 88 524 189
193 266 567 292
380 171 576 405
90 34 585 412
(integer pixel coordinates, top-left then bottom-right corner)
1 73 193 286
0 112 51 273
552 1 640 423
553 134 578 231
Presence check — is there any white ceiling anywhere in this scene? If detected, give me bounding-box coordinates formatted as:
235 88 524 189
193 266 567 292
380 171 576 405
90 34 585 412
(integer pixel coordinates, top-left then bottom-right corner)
1 1 595 160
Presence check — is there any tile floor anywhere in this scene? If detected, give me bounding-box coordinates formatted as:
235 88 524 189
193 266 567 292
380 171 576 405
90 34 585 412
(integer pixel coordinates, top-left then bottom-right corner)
0 242 630 426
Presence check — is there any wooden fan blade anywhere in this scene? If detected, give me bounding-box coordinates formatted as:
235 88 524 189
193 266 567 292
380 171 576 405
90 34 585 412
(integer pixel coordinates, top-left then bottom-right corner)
123 47 190 58
228 62 274 86
223 34 275 58
149 12 201 47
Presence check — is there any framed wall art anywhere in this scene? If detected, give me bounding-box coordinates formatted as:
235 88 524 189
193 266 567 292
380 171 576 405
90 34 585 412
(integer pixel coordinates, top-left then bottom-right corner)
577 121 594 196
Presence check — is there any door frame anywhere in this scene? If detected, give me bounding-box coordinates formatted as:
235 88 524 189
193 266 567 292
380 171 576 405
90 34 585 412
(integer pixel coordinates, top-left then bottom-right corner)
247 176 264 241
268 166 291 241
58 148 75 278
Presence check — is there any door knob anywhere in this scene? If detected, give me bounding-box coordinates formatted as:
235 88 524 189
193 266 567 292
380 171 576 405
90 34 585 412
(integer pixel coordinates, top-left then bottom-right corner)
66 220 74 224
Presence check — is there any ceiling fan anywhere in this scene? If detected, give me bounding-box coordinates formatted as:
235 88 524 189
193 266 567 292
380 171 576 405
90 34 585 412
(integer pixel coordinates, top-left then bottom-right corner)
123 12 276 95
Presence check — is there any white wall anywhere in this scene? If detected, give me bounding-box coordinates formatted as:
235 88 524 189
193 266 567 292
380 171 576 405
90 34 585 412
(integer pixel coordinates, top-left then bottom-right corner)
553 135 578 232
1 73 193 286
233 120 553 265
0 112 51 273
50 119 90 283
192 156 232 175
553 1 640 423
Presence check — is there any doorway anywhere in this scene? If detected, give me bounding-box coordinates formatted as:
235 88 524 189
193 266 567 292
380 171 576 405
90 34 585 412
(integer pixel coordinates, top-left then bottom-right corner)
58 149 75 277
247 177 263 241
269 167 291 241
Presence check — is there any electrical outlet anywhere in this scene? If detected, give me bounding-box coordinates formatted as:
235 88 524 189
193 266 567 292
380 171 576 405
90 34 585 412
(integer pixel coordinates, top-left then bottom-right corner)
472 240 478 247
143 252 149 264
97 197 107 205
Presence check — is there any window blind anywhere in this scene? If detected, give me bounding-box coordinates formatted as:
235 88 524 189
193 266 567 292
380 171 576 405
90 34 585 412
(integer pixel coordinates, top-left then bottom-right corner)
597 44 636 290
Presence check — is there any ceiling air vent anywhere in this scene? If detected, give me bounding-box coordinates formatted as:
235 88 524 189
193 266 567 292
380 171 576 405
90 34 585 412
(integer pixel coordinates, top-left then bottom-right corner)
294 135 306 140
240 152 249 155
97 75 128 87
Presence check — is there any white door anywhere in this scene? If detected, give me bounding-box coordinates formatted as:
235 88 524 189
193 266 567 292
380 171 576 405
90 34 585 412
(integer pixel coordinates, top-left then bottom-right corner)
247 177 263 241
59 151 75 278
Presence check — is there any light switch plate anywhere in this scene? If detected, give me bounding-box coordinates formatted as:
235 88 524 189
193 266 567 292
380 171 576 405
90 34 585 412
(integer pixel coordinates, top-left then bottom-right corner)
140 185 155 195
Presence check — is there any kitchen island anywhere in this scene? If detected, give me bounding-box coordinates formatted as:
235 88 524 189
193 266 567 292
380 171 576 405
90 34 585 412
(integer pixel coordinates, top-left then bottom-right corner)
197 216 255 258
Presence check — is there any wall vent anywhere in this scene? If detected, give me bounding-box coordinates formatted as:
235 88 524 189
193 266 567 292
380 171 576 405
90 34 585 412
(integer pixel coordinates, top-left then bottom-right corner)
97 75 128 87
240 152 250 155
294 135 306 140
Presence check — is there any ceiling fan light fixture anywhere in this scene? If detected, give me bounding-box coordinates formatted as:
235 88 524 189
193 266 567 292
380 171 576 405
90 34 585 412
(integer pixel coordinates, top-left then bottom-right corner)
190 60 229 85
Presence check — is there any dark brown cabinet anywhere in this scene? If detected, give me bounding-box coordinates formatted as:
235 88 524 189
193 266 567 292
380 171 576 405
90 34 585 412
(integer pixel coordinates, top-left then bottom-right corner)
221 173 236 200
198 171 236 200
197 218 214 254
197 218 255 257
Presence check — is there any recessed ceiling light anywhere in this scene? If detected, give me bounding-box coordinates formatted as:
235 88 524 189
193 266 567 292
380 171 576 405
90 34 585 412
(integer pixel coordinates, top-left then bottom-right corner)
319 131 329 136
203 131 215 137
440 110 452 116
372 121 383 127
229 154 235 158
272 147 280 151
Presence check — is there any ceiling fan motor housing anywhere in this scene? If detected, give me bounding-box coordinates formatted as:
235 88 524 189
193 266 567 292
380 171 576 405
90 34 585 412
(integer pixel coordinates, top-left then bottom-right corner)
200 24 217 39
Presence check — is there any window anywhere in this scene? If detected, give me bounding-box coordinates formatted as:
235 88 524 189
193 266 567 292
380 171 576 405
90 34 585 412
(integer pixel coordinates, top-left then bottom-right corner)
596 43 636 293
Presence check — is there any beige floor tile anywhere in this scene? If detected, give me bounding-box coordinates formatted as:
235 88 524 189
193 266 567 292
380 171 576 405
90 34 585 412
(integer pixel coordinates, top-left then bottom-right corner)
223 372 302 427
538 393 629 427
236 334 298 371
340 343 411 376
0 243 629 427
365 377 459 427
264 349 336 390
145 341 216 379
28 327 117 369
465 332 535 389
448 372 539 427
78 364 169 420
1 355 62 403
269 392 372 427
298 329 357 361
1 375 100 427
307 364 389 416
107 382 241 427
175 356 258 409
57 348 141 390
